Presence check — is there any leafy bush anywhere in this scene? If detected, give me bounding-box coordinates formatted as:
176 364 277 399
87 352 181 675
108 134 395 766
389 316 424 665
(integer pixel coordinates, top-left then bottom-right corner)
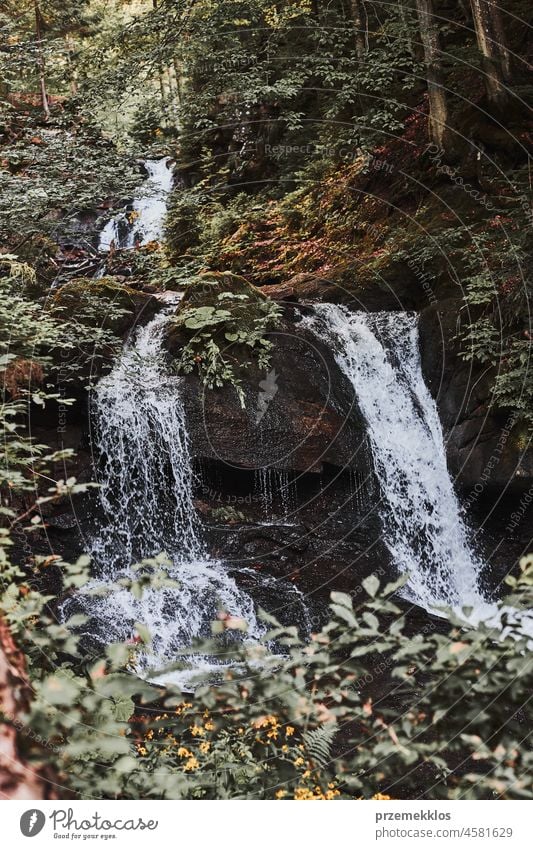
2 533 532 800
0 266 135 392
170 272 282 406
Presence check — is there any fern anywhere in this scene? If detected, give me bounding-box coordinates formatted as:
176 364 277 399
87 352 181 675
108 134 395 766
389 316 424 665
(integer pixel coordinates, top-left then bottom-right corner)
302 724 337 768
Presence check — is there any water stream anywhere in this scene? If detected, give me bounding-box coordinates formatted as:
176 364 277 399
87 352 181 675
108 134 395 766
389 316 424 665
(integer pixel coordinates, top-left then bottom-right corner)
99 157 173 251
307 304 484 611
65 307 268 689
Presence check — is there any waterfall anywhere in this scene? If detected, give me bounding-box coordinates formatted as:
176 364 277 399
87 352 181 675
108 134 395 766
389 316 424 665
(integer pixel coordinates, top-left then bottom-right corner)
63 153 312 688
254 467 297 521
99 157 173 251
63 306 269 690
91 308 202 567
308 304 484 612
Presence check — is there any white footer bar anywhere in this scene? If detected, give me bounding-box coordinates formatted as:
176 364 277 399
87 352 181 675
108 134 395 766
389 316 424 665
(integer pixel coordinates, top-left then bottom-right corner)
3 799 530 848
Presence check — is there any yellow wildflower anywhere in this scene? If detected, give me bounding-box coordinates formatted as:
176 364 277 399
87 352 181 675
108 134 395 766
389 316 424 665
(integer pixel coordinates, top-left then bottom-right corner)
325 789 340 799
294 757 305 767
275 789 286 799
285 726 295 737
183 756 199 772
177 747 192 758
191 724 205 737
254 714 278 729
199 741 210 754
294 786 315 800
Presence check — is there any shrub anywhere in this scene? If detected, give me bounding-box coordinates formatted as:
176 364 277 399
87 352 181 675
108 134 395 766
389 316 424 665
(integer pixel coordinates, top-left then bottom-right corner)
3 546 532 800
168 272 282 406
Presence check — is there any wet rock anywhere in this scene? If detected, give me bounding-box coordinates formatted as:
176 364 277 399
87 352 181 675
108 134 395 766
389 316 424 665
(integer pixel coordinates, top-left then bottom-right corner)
175 318 373 475
203 508 388 603
259 272 338 303
165 272 373 475
419 299 533 492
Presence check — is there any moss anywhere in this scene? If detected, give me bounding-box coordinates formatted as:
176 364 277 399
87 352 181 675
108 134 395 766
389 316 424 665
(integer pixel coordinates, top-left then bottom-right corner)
12 234 60 293
49 277 154 334
179 271 270 310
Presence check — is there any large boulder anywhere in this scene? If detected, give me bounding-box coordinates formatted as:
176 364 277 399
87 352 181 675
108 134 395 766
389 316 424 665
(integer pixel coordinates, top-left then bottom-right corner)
49 276 158 335
166 272 374 475
170 317 373 476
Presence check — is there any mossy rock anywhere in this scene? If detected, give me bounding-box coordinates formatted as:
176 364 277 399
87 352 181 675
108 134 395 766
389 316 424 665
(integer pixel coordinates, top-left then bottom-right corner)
168 271 274 346
180 271 269 308
165 194 202 260
166 271 282 399
10 234 59 294
49 277 157 334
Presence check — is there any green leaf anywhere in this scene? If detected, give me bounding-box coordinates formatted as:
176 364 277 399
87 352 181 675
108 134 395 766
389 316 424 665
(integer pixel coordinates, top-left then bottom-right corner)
114 697 135 722
330 591 353 609
362 574 380 597
40 674 80 706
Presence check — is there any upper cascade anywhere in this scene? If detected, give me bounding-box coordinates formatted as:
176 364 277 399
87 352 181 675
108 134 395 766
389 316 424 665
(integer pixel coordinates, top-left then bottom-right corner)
99 157 173 251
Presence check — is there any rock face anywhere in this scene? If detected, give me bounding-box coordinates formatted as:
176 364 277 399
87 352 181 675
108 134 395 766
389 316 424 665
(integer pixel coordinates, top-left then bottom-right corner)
164 302 388 599
419 299 533 493
174 315 373 475
419 299 533 592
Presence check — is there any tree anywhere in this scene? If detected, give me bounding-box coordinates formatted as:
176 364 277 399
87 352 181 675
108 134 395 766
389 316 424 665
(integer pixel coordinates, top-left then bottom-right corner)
350 0 368 59
0 0 97 113
0 618 59 799
415 0 450 150
470 0 512 107
34 1 50 119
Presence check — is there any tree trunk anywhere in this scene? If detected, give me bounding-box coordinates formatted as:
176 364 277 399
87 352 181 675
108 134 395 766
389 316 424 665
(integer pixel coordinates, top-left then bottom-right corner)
415 0 449 150
34 1 50 120
65 36 78 96
152 0 169 120
350 0 368 59
173 58 183 105
470 0 511 107
399 3 415 59
0 618 58 799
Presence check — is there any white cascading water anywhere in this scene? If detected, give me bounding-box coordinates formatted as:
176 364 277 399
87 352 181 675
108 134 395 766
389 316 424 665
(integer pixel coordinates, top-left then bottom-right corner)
63 152 313 687
308 304 484 612
99 157 173 251
65 307 267 690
